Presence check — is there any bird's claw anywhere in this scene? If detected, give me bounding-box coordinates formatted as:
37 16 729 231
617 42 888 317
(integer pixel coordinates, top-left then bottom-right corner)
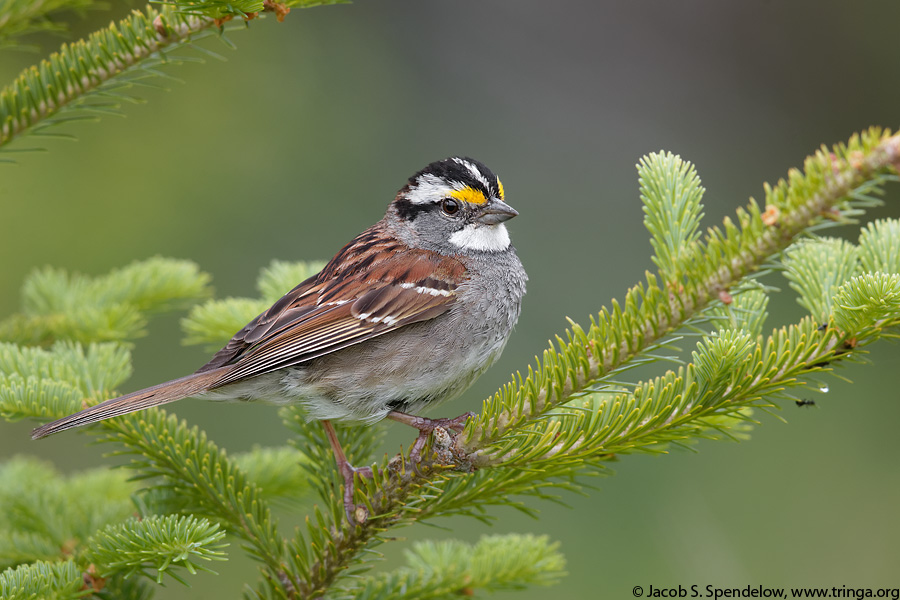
401 411 476 471
339 462 373 525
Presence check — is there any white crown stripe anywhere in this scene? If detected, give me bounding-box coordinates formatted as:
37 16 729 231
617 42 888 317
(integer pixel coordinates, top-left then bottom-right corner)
451 157 491 190
406 173 455 205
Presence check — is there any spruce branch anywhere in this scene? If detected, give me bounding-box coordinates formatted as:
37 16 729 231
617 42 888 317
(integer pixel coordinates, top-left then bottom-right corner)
0 0 97 49
130 445 313 517
168 0 345 21
270 130 900 595
707 288 770 336
83 514 227 585
858 218 900 274
0 376 86 422
640 151 706 282
0 341 132 421
783 238 860 323
0 559 84 600
0 458 224 594
0 259 300 596
458 128 900 460
0 257 211 345
99 410 297 597
343 534 565 600
0 4 217 152
0 1 335 154
0 456 136 570
833 272 900 335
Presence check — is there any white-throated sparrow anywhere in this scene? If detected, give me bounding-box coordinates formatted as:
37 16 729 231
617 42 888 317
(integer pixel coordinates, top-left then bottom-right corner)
32 157 527 522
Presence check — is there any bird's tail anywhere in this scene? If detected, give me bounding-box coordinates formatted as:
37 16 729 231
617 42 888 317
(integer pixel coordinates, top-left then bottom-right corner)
31 367 230 440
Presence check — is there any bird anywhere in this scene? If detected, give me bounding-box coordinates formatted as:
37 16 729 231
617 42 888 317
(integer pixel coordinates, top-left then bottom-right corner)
31 157 527 523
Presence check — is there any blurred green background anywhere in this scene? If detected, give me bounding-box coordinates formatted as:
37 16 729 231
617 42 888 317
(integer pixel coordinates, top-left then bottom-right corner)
2 1 900 598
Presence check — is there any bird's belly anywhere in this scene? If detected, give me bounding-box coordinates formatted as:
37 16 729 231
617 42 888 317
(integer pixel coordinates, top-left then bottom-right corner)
202 329 505 424
281 319 509 423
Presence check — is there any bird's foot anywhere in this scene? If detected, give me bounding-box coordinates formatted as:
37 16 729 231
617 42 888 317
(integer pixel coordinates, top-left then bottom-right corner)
321 419 374 525
338 461 374 525
387 411 476 468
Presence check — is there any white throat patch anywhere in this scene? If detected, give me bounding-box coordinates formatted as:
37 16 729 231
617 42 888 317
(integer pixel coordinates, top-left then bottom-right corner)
449 223 510 252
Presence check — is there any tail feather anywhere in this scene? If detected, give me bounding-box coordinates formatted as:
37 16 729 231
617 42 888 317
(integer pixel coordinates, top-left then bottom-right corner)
31 367 230 440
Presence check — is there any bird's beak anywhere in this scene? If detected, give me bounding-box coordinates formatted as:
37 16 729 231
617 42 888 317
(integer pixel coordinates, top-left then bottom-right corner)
476 199 519 225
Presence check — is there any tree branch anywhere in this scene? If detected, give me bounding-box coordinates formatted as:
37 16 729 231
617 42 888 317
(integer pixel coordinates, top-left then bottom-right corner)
293 129 900 594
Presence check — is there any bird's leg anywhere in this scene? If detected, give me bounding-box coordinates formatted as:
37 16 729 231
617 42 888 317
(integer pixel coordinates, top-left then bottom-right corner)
320 419 372 524
386 410 475 465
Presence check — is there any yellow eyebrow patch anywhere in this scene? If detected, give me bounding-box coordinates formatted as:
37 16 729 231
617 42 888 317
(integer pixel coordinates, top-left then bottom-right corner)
449 186 488 205
497 178 505 200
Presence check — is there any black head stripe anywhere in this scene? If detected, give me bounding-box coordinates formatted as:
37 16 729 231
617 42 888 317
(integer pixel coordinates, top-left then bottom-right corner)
393 189 432 221
408 156 500 200
394 198 431 221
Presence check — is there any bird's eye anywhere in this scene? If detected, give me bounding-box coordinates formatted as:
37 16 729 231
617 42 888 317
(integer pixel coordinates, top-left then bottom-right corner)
440 198 461 216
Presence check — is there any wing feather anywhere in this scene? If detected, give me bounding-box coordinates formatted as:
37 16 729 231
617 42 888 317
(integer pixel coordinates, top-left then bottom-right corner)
200 223 468 388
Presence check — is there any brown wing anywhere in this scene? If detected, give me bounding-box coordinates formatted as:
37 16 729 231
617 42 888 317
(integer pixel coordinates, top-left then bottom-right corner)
197 222 468 387
195 276 321 373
